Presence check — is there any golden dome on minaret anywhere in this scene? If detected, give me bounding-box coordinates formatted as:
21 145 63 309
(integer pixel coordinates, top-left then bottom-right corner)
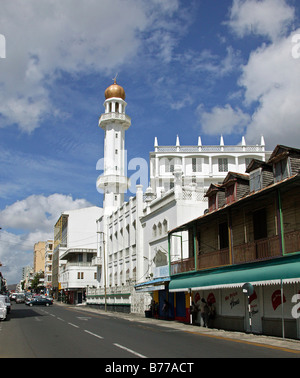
105 77 126 100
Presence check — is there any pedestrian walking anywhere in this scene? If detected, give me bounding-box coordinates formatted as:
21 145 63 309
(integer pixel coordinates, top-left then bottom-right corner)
191 301 198 325
162 299 169 320
199 298 209 327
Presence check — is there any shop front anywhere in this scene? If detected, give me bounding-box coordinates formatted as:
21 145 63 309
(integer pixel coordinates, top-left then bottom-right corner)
134 277 174 319
169 253 300 339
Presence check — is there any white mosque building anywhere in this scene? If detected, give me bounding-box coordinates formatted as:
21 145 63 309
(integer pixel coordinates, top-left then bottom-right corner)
87 80 269 314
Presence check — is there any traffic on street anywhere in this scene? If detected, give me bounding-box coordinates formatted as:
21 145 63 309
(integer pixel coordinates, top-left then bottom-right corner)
0 300 299 360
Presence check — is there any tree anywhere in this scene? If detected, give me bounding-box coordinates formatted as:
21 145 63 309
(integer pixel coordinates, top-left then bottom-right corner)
31 272 44 292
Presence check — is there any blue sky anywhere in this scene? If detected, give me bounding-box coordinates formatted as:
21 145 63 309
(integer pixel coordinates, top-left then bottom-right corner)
0 0 299 284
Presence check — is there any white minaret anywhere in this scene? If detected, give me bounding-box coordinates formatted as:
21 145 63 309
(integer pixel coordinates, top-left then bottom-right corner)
97 79 131 215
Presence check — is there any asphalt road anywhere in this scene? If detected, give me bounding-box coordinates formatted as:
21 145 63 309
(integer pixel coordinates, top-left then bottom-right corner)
0 302 299 360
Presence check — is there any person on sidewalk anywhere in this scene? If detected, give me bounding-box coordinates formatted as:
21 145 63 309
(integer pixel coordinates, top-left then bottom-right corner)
162 299 170 320
191 301 199 325
199 298 209 327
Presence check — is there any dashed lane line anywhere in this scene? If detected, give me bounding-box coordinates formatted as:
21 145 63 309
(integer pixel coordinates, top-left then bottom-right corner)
39 309 146 357
113 343 147 358
84 329 104 339
68 322 79 328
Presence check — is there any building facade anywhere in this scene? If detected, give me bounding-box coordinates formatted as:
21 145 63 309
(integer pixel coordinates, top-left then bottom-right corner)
44 240 53 296
33 241 46 273
168 145 300 339
150 135 267 196
52 206 102 303
87 80 271 314
22 266 34 291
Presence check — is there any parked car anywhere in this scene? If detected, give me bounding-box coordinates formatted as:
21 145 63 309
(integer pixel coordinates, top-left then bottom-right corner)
0 295 11 313
10 293 17 302
0 301 7 320
15 294 25 304
25 296 53 307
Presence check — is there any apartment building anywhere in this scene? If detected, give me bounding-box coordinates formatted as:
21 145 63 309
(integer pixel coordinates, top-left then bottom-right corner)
44 240 53 296
33 241 46 273
52 206 102 303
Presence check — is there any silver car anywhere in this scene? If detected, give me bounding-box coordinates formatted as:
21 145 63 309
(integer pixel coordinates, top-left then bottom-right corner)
0 301 7 320
0 295 11 314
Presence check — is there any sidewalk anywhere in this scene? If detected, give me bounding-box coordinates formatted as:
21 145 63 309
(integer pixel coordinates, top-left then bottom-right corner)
57 301 300 353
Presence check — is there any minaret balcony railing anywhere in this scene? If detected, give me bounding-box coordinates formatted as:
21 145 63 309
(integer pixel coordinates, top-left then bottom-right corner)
97 174 130 191
99 112 131 126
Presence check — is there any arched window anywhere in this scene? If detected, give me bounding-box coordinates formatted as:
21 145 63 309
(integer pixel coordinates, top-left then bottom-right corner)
165 158 175 173
158 222 162 235
163 219 168 233
126 224 130 246
152 224 157 237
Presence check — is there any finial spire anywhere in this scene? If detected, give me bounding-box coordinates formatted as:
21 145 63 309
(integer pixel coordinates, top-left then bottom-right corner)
113 73 118 84
220 135 224 146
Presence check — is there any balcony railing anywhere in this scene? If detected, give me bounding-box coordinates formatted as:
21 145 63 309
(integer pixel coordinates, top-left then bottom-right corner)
156 145 265 153
233 236 281 264
92 257 102 266
198 248 230 270
170 257 195 275
99 112 131 125
170 230 300 275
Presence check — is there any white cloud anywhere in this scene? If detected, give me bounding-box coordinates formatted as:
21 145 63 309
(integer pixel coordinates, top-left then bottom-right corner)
203 0 300 149
239 29 300 148
180 46 241 78
197 104 250 136
0 0 181 132
0 194 92 232
0 194 93 283
227 0 295 41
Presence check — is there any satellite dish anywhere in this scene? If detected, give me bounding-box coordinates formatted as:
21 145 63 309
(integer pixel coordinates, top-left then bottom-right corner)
242 282 254 296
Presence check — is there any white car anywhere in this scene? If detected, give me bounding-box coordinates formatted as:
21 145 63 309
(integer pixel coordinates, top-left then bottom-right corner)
0 301 7 320
0 295 11 313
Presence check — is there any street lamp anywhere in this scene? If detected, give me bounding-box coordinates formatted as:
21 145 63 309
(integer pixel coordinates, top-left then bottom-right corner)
97 231 107 312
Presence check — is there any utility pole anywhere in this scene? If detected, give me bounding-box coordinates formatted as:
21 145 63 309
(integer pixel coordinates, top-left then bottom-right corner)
97 231 107 312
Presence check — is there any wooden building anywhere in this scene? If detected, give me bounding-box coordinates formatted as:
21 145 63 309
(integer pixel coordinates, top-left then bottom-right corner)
168 145 300 339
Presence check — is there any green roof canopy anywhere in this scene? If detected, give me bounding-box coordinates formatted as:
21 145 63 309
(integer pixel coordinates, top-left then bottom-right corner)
169 253 300 292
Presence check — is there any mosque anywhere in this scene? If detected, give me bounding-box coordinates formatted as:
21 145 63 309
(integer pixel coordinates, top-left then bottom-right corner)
87 80 269 314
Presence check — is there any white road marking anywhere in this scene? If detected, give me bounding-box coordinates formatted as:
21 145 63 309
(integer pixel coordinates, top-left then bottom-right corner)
68 322 79 328
84 330 103 339
113 343 147 358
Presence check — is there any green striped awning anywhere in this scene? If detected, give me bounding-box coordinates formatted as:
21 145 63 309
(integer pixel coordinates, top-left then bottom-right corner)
169 253 300 292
